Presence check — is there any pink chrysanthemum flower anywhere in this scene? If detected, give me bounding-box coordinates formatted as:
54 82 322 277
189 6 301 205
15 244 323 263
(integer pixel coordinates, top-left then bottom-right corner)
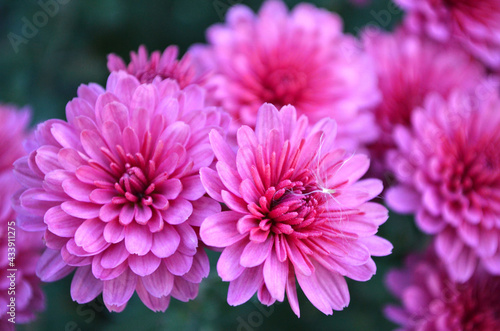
193 0 380 150
386 90 500 282
0 107 44 330
14 71 229 312
0 105 31 173
395 0 500 69
385 247 500 330
200 103 392 316
107 45 205 88
362 28 485 175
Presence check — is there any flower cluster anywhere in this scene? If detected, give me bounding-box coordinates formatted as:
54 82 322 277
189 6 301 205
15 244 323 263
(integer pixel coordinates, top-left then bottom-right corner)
8 0 500 327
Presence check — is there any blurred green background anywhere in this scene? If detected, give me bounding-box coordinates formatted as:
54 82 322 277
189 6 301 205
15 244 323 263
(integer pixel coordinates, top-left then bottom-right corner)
0 0 426 330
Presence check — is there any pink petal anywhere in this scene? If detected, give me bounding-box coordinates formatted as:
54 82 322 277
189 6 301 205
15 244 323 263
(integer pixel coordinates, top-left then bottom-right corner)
296 263 349 315
179 175 206 200
164 251 194 276
386 185 421 214
124 222 152 256
200 211 246 247
100 242 129 269
71 265 103 304
240 236 273 268
170 277 199 302
74 218 109 254
45 205 83 238
103 218 125 243
216 161 242 197
217 240 247 281
61 201 101 219
188 197 221 227
200 167 225 202
227 266 263 306
151 223 180 258
136 279 171 312
263 250 288 301
142 262 174 297
159 198 192 225
183 248 210 283
128 252 161 276
103 268 137 311
255 104 282 144
62 178 94 202
36 249 74 282
209 129 237 168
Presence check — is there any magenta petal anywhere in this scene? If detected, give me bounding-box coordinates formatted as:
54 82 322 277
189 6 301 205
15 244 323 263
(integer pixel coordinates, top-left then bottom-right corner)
128 252 161 277
217 240 247 281
296 263 349 315
386 185 421 214
200 167 225 202
209 129 237 168
263 251 288 301
227 265 263 306
92 255 128 281
142 262 174 297
45 205 83 238
240 236 273 268
99 203 122 223
170 277 199 302
36 249 74 282
103 219 125 244
71 265 103 304
101 242 129 269
103 268 137 311
62 178 93 202
61 201 101 219
125 222 152 256
161 198 193 225
183 248 210 283
135 204 152 225
179 175 206 200
151 223 180 258
155 178 182 200
90 189 116 204
119 203 135 225
164 251 194 276
74 218 109 254
200 211 246 247
188 197 221 227
136 279 171 312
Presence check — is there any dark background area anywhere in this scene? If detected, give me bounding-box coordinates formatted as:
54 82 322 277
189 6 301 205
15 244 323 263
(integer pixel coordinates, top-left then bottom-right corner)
0 1 425 330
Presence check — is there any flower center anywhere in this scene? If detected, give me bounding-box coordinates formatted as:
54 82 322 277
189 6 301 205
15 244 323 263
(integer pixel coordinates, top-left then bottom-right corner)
261 68 307 108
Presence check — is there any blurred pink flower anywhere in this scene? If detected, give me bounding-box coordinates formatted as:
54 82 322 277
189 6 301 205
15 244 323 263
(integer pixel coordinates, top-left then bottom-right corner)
0 105 31 173
107 45 205 88
14 72 229 312
362 28 485 176
0 106 44 330
192 0 380 151
385 247 500 330
200 103 392 316
395 0 500 69
386 89 500 282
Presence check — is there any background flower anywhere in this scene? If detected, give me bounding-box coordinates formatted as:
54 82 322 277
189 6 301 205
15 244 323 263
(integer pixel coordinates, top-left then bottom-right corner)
386 90 500 282
385 246 500 330
107 45 206 88
395 0 500 69
200 103 392 316
362 28 486 177
0 106 44 330
14 72 228 312
193 0 381 151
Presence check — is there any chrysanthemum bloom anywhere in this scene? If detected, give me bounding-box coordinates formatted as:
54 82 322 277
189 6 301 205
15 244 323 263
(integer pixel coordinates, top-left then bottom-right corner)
385 247 500 330
362 28 485 176
193 0 380 150
395 0 500 69
0 104 31 173
14 71 229 312
0 106 44 330
107 45 205 88
386 90 500 282
200 103 392 316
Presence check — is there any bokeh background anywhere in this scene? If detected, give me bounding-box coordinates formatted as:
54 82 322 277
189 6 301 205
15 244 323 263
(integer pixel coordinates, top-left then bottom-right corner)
0 0 427 330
